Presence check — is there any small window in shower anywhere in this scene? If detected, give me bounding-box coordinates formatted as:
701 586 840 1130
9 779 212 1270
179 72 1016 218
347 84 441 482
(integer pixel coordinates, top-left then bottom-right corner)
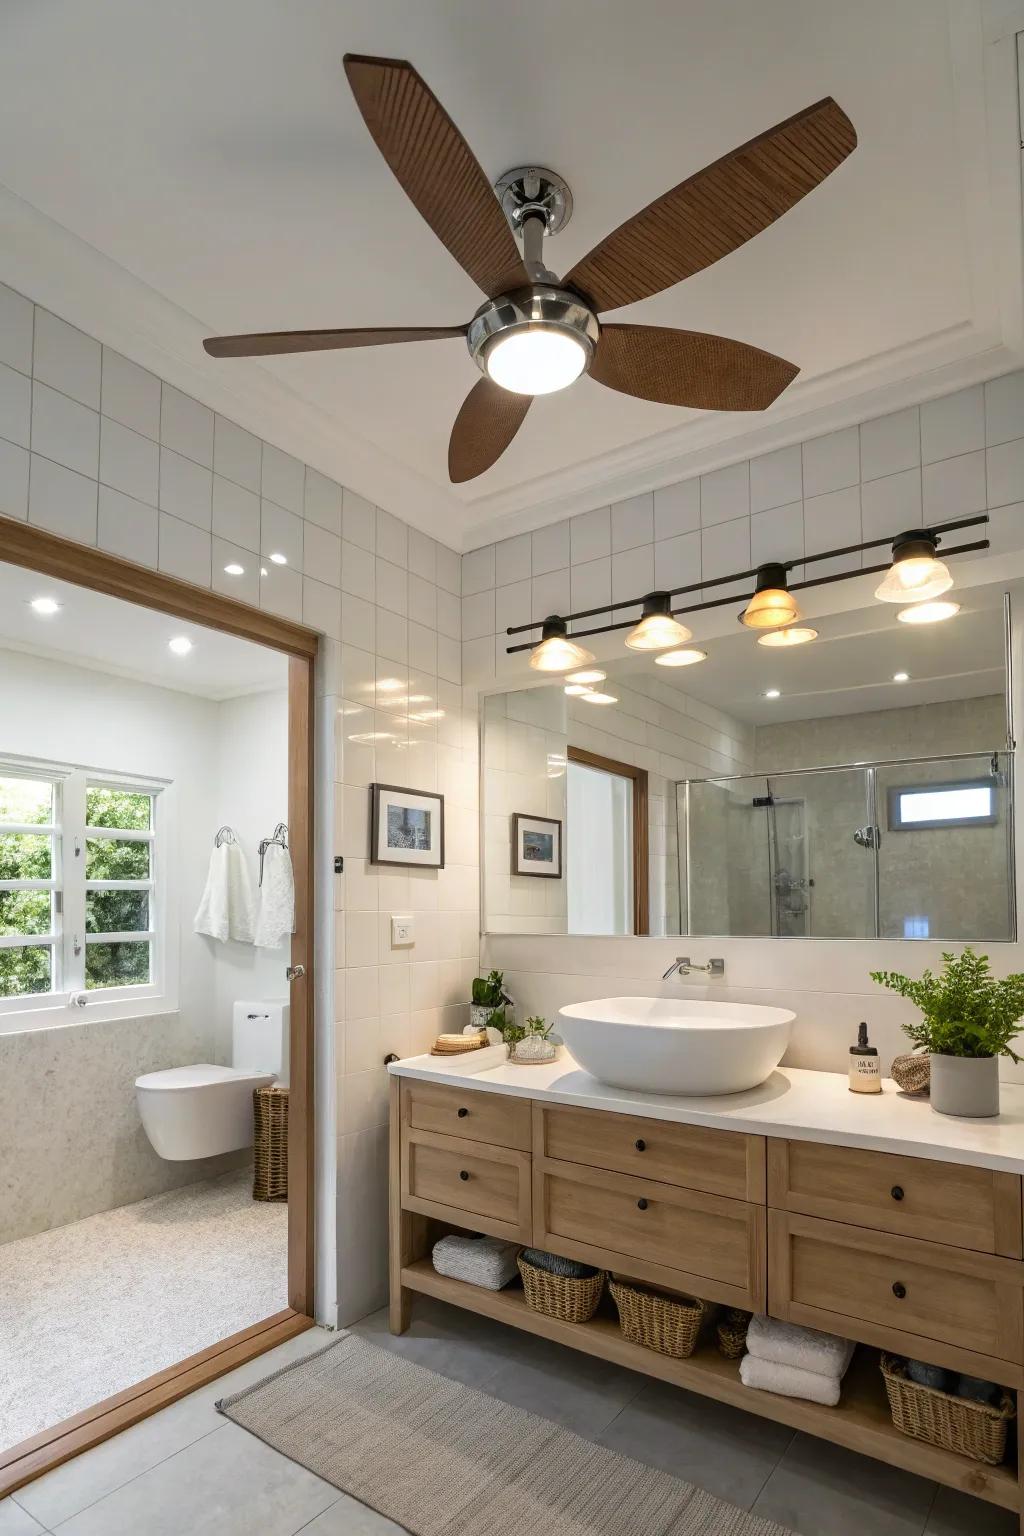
888 778 997 831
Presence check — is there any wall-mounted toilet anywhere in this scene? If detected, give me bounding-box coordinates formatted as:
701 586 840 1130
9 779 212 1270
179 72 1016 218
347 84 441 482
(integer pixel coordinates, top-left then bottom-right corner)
136 1001 288 1160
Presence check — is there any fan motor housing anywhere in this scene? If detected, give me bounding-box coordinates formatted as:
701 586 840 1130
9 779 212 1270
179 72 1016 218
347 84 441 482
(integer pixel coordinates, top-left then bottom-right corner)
467 285 600 381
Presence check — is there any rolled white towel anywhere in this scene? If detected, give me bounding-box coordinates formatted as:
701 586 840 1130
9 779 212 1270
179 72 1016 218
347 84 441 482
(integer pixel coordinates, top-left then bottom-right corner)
740 1350 853 1407
746 1314 853 1379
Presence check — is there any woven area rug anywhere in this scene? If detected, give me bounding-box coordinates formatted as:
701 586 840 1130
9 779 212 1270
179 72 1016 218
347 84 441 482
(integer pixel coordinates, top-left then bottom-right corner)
219 1332 793 1536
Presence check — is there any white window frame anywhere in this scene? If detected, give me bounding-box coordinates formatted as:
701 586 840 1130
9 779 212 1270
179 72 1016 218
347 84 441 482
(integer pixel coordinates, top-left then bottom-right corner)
0 755 178 1032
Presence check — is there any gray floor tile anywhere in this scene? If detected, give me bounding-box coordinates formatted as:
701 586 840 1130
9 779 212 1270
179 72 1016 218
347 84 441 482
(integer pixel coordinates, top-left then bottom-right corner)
752 1431 936 1536
479 1331 646 1439
349 1298 522 1388
924 1485 1017 1535
296 1492 407 1534
17 1327 332 1530
597 1376 794 1509
52 1422 337 1536
0 1500 45 1536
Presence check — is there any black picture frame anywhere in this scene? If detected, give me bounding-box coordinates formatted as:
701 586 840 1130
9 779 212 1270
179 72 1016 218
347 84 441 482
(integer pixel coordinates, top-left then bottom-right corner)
370 782 445 868
512 813 563 878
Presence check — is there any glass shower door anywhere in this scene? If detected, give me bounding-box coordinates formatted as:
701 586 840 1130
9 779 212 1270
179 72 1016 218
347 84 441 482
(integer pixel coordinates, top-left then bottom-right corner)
686 776 772 935
765 769 875 938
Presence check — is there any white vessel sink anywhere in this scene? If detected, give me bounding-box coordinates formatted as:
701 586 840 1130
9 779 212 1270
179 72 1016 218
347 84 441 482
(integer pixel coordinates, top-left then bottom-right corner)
557 996 794 1096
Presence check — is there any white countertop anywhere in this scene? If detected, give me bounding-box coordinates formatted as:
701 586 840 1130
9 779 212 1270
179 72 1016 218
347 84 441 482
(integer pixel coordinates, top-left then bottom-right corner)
388 1047 1024 1174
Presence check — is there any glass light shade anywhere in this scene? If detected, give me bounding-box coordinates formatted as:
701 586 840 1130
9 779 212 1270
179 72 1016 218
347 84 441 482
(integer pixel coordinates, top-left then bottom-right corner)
896 599 961 625
741 587 799 629
485 327 587 396
529 632 595 672
581 690 617 705
655 648 707 667
756 626 818 648
875 553 952 603
565 668 606 685
624 611 693 651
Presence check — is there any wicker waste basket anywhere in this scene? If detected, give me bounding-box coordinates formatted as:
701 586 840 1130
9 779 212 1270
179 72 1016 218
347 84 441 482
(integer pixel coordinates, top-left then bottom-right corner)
253 1086 289 1202
880 1355 1014 1465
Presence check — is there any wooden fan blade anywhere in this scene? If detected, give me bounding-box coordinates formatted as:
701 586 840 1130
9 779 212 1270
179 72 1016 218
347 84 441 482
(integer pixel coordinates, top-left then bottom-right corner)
448 378 531 482
203 325 465 359
590 324 799 411
565 98 856 313
344 54 528 299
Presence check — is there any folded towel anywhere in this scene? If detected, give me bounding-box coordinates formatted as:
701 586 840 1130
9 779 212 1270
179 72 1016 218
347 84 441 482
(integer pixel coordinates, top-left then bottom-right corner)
740 1349 853 1406
254 841 295 949
194 840 254 944
432 1235 519 1291
520 1248 600 1280
746 1314 853 1379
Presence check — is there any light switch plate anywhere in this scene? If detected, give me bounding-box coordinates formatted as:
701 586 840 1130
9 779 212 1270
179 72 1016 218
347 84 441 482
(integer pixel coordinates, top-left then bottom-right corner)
390 913 415 947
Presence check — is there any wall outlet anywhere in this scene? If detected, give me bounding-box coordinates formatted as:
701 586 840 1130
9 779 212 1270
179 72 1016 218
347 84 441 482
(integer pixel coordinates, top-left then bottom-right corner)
390 914 415 947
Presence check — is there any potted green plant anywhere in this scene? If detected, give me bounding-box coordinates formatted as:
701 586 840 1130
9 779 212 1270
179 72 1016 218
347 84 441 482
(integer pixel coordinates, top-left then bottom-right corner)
470 969 512 1033
504 1015 558 1065
870 949 1024 1118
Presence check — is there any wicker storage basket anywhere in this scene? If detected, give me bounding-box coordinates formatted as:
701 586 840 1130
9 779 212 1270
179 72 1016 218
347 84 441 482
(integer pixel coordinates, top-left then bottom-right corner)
253 1086 289 1202
891 1053 930 1095
609 1277 705 1359
716 1309 751 1360
518 1252 604 1323
880 1355 1014 1465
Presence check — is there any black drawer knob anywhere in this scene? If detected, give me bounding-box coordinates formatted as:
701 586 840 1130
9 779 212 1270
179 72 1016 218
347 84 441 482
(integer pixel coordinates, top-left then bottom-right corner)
459 1170 470 1181
457 1107 469 1118
635 1139 647 1152
892 1281 906 1299
637 1198 649 1210
890 1185 904 1201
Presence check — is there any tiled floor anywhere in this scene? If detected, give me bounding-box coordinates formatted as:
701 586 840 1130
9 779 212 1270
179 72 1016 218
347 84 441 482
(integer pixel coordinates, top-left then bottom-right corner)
1 1299 1017 1535
0 1169 287 1453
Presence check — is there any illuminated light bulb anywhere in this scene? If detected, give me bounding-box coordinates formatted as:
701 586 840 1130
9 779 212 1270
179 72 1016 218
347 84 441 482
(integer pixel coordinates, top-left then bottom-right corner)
529 616 595 673
875 532 952 603
893 671 909 683
168 636 193 656
741 563 799 630
655 648 707 667
223 563 245 576
756 626 818 648
485 327 587 396
268 551 288 566
625 592 693 652
896 600 960 625
764 688 781 699
30 597 60 615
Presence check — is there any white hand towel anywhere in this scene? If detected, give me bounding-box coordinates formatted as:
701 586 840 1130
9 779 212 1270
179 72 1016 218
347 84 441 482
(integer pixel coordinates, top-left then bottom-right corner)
740 1349 854 1406
746 1313 854 1379
254 841 295 949
194 841 255 944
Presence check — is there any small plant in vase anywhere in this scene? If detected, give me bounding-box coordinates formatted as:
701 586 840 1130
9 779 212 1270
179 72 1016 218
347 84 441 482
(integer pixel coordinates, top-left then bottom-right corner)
505 1015 559 1066
470 969 513 1035
871 948 1024 1118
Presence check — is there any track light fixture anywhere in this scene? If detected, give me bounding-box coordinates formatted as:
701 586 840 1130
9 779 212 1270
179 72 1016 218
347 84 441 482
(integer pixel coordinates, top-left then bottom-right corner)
528 615 595 673
625 592 693 651
740 563 800 630
875 530 953 604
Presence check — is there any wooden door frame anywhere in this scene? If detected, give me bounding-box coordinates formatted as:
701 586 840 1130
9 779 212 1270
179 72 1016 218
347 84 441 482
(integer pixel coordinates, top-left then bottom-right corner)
0 521 318 1496
567 745 650 934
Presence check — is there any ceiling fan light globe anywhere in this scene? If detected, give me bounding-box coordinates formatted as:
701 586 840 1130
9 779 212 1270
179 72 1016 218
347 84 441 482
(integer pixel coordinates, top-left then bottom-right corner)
485 327 587 396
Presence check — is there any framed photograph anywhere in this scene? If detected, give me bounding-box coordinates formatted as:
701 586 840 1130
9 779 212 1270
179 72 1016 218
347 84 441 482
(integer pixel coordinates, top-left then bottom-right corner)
370 783 445 868
512 813 562 878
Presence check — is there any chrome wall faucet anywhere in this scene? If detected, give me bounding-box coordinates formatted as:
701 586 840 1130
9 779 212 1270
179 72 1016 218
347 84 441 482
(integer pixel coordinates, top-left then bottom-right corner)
663 956 725 979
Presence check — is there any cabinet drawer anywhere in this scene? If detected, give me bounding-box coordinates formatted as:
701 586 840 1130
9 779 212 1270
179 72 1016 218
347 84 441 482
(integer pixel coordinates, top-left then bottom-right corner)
538 1103 765 1201
402 1127 531 1242
770 1211 1024 1375
534 1156 765 1311
402 1080 531 1151
768 1139 1022 1257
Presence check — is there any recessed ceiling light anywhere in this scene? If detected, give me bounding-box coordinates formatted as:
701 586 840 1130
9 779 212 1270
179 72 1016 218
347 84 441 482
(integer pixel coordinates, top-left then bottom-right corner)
168 636 193 656
655 648 707 667
897 601 960 625
565 669 606 685
893 671 909 683
756 627 818 648
29 597 61 616
582 690 618 705
223 562 245 576
764 688 781 699
268 551 288 565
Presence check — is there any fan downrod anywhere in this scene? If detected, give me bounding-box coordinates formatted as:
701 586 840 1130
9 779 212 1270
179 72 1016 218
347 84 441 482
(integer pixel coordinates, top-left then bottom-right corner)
494 167 573 240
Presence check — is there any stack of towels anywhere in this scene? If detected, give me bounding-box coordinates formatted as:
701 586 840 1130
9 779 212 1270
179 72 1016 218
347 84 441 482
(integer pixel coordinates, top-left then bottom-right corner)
740 1315 855 1407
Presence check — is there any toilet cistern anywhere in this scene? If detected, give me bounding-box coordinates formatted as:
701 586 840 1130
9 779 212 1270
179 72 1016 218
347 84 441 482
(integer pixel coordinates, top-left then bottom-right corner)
663 956 725 978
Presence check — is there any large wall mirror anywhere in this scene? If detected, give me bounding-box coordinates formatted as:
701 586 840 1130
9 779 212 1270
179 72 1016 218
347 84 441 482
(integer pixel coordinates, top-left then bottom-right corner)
481 582 1014 941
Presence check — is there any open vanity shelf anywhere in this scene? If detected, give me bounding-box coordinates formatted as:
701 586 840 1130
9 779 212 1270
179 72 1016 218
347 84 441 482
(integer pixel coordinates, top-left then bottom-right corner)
388 1067 1024 1527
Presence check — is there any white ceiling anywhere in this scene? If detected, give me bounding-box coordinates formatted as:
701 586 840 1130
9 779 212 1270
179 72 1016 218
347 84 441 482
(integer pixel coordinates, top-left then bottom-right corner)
1 1 1021 549
0 560 288 700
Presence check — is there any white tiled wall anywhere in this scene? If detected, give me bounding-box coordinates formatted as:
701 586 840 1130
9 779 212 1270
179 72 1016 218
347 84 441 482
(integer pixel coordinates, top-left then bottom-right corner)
0 281 478 1330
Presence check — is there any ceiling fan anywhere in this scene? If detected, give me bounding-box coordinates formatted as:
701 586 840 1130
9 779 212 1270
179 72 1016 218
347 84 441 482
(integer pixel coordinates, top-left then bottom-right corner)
203 55 856 483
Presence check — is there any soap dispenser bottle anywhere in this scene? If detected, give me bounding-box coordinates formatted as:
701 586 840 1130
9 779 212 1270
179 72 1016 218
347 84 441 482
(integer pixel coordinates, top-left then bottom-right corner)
849 1022 881 1093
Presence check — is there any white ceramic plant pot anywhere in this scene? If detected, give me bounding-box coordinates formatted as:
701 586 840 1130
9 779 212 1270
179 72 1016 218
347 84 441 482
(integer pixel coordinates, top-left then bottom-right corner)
470 1002 512 1033
929 1053 999 1118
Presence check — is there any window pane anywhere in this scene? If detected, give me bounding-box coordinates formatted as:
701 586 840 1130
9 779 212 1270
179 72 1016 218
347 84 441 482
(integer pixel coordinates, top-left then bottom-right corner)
85 940 151 989
0 889 52 937
86 787 152 832
0 944 52 997
86 838 150 880
0 832 52 880
86 889 149 934
0 776 52 826
898 786 993 825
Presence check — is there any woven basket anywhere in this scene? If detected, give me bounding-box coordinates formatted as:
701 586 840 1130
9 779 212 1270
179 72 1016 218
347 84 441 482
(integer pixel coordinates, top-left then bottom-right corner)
253 1086 289 1202
880 1355 1014 1465
891 1053 930 1095
609 1277 705 1359
518 1253 604 1323
716 1309 751 1360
